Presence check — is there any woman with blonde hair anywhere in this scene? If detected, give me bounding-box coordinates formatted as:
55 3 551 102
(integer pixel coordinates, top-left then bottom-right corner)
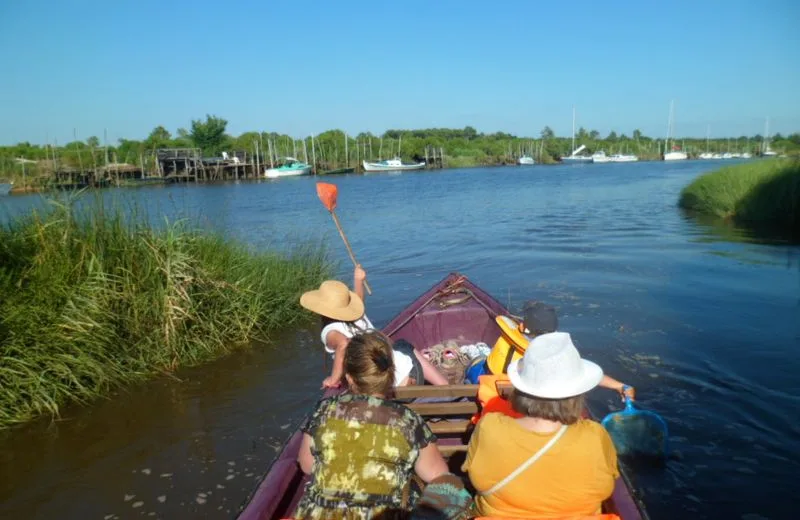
295 331 449 519
465 332 619 518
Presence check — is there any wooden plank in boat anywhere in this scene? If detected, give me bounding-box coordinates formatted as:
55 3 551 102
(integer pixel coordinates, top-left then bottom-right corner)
394 384 477 399
428 419 472 435
407 401 478 416
496 380 513 398
438 444 468 456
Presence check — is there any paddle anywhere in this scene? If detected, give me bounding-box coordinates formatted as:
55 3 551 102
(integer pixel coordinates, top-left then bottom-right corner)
602 391 669 459
316 182 372 295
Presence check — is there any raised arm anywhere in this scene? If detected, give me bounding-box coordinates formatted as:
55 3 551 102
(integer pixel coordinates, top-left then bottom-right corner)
353 264 366 302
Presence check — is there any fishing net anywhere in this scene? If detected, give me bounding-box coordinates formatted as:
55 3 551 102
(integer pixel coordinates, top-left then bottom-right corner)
602 404 669 459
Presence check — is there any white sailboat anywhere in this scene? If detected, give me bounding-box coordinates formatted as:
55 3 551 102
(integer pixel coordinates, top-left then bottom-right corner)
561 106 593 163
663 100 688 161
610 153 639 162
762 118 777 157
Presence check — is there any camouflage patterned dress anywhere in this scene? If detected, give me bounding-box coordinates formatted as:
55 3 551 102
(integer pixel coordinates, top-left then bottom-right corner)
294 393 436 519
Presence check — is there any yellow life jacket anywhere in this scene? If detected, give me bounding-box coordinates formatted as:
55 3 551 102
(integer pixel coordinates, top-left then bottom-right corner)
486 315 532 375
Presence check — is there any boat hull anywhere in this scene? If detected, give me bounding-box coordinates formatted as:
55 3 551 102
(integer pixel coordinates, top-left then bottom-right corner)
517 157 536 165
237 273 650 520
610 155 639 163
264 166 312 178
362 160 426 172
663 152 688 161
560 156 593 164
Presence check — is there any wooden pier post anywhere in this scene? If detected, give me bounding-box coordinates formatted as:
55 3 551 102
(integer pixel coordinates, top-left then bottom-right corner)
311 135 317 174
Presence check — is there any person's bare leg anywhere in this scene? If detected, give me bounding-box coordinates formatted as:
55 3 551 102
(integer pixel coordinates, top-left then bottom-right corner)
414 350 449 385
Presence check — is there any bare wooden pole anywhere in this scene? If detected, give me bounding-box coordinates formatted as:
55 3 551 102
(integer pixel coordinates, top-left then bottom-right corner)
293 139 297 159
344 133 349 167
379 138 383 160
302 137 309 164
73 128 84 174
311 134 317 174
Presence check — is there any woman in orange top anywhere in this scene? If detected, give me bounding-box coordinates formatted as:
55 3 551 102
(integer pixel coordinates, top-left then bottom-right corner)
464 332 619 518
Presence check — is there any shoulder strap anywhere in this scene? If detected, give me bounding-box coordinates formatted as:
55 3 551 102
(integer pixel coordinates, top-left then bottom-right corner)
478 424 568 497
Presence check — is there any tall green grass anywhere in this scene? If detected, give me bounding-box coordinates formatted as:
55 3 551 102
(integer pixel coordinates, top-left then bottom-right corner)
679 159 800 237
0 199 332 428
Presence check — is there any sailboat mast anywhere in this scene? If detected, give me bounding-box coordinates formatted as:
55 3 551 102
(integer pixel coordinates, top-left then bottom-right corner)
572 106 576 153
666 100 674 154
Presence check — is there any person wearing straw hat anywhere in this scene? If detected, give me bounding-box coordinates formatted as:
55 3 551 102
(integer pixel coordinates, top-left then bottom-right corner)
464 332 619 518
300 265 448 389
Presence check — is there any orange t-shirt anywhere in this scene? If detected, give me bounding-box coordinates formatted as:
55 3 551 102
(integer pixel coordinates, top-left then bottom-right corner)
464 413 619 518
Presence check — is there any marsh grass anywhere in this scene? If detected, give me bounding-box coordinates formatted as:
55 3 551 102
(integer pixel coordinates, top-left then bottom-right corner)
0 197 331 427
679 159 800 238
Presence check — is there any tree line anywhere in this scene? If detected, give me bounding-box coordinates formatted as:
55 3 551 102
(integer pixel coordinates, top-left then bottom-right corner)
2 115 799 182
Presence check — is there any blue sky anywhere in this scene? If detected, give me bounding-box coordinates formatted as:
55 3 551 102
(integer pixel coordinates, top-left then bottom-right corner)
1 0 798 145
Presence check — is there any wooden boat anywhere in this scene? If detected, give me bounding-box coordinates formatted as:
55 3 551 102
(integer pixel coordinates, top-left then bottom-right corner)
362 158 426 172
237 273 649 520
319 167 356 175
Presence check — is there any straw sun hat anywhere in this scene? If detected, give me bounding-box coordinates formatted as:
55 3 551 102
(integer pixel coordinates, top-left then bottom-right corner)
507 332 603 399
300 281 365 322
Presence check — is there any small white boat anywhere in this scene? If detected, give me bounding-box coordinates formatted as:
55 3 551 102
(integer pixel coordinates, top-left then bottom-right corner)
664 150 688 161
610 154 639 162
698 152 721 160
0 180 13 195
265 157 312 178
741 152 752 159
362 157 425 172
517 155 535 165
591 151 612 163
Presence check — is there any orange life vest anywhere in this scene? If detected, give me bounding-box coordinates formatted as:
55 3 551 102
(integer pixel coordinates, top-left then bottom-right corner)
473 515 621 520
472 374 523 424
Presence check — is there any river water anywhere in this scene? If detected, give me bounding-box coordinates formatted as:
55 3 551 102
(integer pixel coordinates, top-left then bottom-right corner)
1 161 798 520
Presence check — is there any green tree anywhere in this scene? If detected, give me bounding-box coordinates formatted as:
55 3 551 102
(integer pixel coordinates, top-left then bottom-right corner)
540 126 555 140
86 136 100 148
606 131 618 141
632 129 642 141
589 130 600 140
145 126 172 148
190 115 229 156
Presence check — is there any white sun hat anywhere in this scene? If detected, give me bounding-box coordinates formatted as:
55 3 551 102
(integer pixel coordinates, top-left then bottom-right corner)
507 332 603 399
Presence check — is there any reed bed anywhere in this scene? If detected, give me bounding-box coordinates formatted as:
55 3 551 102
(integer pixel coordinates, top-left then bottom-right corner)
679 159 800 237
0 199 331 428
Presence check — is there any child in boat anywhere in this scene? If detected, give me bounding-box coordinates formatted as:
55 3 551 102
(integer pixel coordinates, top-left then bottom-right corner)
300 265 448 388
295 330 450 519
464 332 619 518
486 300 636 400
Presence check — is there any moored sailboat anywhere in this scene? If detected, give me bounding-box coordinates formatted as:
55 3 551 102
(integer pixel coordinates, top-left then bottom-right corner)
663 100 687 161
561 107 593 163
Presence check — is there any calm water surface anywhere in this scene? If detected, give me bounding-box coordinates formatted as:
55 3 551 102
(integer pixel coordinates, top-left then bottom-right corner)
1 161 798 519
